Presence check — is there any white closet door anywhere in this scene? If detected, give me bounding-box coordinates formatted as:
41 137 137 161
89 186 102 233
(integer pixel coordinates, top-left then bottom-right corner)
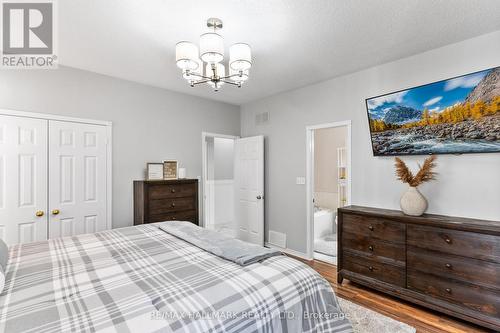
49 121 108 238
0 115 48 245
234 135 264 246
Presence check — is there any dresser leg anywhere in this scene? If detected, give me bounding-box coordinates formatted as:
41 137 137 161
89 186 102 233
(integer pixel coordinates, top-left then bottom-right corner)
337 273 344 284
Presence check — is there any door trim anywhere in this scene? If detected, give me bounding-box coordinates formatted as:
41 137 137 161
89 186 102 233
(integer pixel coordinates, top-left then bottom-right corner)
0 108 112 126
305 120 351 260
0 108 113 231
201 132 239 228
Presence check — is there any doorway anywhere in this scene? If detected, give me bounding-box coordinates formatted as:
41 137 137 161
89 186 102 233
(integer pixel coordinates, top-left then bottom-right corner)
201 133 265 246
202 133 238 236
306 121 351 264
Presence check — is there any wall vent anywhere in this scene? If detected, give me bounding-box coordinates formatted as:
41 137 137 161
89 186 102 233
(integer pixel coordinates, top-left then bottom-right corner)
268 230 286 248
255 111 270 125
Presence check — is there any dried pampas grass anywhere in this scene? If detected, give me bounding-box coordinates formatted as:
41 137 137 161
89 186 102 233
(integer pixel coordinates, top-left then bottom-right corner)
395 156 437 187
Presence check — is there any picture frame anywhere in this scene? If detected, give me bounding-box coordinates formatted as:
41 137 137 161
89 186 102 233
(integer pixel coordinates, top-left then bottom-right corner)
146 163 164 180
163 160 178 180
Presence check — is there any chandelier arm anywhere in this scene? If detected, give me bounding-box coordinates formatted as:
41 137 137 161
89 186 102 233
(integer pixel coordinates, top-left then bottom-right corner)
191 79 211 85
221 73 245 80
220 80 241 86
186 72 212 80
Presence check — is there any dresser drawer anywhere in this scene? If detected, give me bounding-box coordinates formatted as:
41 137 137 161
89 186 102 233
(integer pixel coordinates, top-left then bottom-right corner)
408 247 500 290
408 270 500 318
342 232 405 263
148 183 196 199
343 214 405 243
407 225 500 263
149 197 196 214
343 253 405 287
149 210 198 223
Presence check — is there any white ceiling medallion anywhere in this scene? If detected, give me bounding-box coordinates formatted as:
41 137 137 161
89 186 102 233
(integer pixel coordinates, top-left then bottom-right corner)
175 18 252 92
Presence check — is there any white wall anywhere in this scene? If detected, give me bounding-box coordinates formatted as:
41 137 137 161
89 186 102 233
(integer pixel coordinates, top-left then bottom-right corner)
314 127 340 193
213 138 235 229
314 126 347 210
214 138 234 180
204 137 235 230
241 31 500 255
0 66 240 229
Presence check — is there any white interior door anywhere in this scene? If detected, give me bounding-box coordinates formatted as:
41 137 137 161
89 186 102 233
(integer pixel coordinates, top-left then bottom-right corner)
234 135 264 246
0 115 48 245
49 120 108 238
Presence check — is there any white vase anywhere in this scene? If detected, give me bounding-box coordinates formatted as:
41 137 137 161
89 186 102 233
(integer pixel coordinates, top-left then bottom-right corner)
400 186 428 216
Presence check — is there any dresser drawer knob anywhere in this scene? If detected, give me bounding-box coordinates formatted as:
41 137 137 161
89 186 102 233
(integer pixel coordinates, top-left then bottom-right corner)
171 217 176 220
368 225 374 231
171 202 176 207
445 288 452 294
445 263 452 269
445 237 452 244
171 189 176 193
368 266 374 271
368 245 374 251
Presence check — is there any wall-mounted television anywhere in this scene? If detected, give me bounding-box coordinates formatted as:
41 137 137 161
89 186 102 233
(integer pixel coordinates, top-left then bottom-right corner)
365 66 500 156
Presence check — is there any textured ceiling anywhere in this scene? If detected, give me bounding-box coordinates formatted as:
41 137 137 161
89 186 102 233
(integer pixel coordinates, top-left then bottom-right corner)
58 0 500 105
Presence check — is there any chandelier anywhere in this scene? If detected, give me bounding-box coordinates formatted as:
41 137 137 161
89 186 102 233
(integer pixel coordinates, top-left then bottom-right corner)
175 18 252 92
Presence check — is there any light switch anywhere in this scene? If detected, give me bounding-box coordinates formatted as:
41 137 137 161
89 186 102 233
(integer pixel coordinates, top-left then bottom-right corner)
296 177 306 185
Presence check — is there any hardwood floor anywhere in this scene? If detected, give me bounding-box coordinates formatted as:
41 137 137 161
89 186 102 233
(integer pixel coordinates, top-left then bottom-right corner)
297 258 492 333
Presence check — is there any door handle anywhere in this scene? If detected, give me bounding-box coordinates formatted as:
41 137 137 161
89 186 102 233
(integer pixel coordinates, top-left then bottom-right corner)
256 195 262 200
52 209 60 215
35 210 44 217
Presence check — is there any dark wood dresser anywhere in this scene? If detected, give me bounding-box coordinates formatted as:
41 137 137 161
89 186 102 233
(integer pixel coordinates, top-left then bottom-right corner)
338 205 500 331
133 179 199 225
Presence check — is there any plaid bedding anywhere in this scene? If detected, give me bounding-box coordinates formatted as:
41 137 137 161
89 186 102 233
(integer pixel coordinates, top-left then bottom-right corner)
0 223 352 333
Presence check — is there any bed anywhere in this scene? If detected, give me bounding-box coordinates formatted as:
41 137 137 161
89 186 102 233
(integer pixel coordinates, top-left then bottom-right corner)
0 223 352 333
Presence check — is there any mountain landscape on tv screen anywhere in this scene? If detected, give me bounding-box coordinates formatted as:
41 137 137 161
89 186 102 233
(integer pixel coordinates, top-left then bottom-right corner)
366 67 500 155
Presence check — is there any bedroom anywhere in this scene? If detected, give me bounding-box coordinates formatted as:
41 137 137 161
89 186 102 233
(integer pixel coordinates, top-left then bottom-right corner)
0 1 499 332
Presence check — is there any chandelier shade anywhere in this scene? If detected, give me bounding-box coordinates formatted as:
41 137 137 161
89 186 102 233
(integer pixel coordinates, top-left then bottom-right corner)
229 43 252 71
175 41 199 70
200 32 224 63
176 18 251 92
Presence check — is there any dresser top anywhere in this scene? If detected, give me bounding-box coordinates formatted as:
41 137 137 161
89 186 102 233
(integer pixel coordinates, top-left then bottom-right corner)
134 179 198 184
339 205 500 234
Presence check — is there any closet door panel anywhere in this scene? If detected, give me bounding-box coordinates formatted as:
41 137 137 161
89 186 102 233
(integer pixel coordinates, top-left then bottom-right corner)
49 121 107 238
0 115 48 245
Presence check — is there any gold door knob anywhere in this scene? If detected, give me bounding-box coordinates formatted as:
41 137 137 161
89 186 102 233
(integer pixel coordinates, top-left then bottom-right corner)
35 210 44 217
52 209 60 215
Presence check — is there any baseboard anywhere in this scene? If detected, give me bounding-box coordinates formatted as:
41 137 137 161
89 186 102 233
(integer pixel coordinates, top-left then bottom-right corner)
313 251 337 265
265 242 312 261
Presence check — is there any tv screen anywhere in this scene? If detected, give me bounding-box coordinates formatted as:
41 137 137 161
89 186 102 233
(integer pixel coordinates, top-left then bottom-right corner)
365 66 500 156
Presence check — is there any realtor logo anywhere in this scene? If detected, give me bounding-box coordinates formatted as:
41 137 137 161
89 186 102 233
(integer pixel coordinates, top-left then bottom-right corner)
1 0 57 68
